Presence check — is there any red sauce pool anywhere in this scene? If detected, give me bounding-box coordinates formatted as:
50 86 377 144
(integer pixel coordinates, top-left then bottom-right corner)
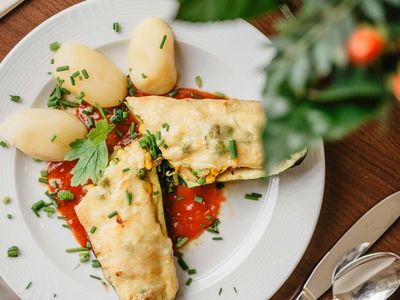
46 87 224 247
164 185 224 243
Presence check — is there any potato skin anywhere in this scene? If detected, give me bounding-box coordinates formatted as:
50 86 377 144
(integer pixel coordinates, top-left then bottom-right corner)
53 43 128 107
129 17 177 95
0 108 88 161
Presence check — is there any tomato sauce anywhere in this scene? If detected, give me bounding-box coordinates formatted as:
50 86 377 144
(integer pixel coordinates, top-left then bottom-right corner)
164 185 224 243
46 87 224 248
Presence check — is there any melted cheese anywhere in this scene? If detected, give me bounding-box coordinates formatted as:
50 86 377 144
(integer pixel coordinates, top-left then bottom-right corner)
126 96 265 187
75 142 178 300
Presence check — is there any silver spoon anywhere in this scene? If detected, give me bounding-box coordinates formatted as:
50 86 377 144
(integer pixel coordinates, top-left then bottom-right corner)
332 252 400 300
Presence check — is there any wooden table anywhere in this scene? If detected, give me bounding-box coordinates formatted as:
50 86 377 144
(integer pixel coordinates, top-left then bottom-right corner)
2 1 400 299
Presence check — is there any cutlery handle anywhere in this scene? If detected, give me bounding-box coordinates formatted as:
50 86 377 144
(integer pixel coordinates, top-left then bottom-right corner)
294 289 317 300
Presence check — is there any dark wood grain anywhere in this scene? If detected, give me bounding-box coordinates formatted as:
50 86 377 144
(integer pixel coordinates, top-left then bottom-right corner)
2 1 400 299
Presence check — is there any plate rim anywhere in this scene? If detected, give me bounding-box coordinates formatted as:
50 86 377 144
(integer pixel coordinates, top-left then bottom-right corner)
0 0 326 299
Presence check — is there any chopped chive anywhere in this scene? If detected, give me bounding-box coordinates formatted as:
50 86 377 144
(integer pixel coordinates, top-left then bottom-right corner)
176 196 184 201
9 95 21 103
141 73 147 79
2 196 10 204
194 195 204 204
218 288 223 295
216 182 225 189
92 259 101 268
51 59 54 64
57 216 66 220
33 158 42 162
188 269 197 275
76 91 85 99
40 170 49 177
153 191 160 195
122 167 130 172
234 287 238 293
62 224 70 229
196 178 206 185
125 190 132 205
79 251 90 263
25 281 32 290
129 87 135 96
90 226 97 234
55 85 62 99
0 140 8 148
214 91 225 98
173 251 183 258
212 237 223 241
131 132 138 140
89 275 102 280
206 218 221 234
65 247 88 253
32 200 45 213
129 122 136 138
82 69 89 79
159 34 167 49
71 71 80 78
107 211 118 219
206 215 212 221
163 144 168 149
115 128 123 137
228 140 237 158
178 257 189 270
185 278 193 286
162 123 170 131
49 41 61 51
56 65 69 72
50 134 57 143
176 236 188 248
244 192 262 201
195 75 202 88
7 246 19 257
70 76 75 86
122 111 128 119
87 116 95 127
43 206 55 214
113 22 120 32
168 89 178 97
57 190 74 201
6 213 12 219
86 241 92 249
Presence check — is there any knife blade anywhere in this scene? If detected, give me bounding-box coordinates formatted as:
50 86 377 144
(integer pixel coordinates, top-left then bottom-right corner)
296 191 400 300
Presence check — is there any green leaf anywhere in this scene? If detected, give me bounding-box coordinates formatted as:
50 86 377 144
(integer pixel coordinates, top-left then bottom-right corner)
65 139 108 186
176 0 281 22
289 49 311 93
360 0 385 22
87 119 114 145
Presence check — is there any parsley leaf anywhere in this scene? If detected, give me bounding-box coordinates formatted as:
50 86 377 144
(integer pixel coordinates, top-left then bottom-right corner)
65 118 114 186
87 119 114 145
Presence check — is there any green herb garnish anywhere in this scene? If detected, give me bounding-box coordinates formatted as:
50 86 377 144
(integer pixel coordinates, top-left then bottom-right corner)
56 65 69 72
82 69 89 79
49 41 61 51
159 34 167 49
90 226 97 234
188 269 197 275
195 75 202 88
194 195 204 204
0 141 8 148
244 192 262 201
57 190 75 201
168 89 178 97
228 140 237 158
92 259 101 268
66 247 88 253
125 190 132 205
185 278 193 286
113 22 120 32
141 73 147 79
107 211 118 219
9 95 21 103
50 134 57 143
176 236 188 248
7 246 19 257
25 281 32 290
2 196 10 204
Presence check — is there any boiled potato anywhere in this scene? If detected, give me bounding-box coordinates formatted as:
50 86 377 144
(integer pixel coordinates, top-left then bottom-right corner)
53 43 127 107
129 17 177 95
0 109 87 161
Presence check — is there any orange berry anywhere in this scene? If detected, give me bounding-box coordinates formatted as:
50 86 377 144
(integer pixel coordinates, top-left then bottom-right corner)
347 27 385 65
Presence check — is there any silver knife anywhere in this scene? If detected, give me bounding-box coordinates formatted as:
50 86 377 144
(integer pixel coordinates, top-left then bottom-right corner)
295 191 400 299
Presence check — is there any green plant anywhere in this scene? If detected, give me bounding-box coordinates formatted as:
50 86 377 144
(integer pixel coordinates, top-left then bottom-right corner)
176 0 400 171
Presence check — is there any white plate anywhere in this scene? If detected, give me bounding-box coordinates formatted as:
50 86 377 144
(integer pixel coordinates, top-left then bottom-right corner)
0 0 325 299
